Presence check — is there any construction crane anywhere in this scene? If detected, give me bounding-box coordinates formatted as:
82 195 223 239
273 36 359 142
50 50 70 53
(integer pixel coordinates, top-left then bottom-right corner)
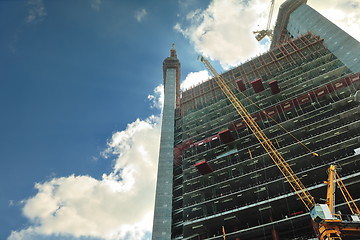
253 0 275 41
311 165 360 239
199 55 360 240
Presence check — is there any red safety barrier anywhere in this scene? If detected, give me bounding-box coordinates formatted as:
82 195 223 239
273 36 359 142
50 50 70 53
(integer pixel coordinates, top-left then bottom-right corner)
195 160 213 175
269 80 280 94
251 78 265 93
219 129 235 144
236 79 247 92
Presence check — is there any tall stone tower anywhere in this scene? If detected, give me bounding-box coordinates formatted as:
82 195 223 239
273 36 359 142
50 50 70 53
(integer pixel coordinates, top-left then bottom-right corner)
152 44 180 240
163 44 181 108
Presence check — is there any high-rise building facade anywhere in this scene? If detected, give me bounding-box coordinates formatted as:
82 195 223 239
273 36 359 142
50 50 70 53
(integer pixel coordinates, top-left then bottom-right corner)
152 44 181 240
153 1 360 239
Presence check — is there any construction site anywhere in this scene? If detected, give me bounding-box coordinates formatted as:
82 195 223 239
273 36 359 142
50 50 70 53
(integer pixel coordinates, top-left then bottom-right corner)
152 0 360 239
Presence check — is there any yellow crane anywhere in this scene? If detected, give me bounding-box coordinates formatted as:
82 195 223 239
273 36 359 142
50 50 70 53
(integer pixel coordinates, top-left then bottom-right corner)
253 0 275 41
311 165 360 239
199 55 360 240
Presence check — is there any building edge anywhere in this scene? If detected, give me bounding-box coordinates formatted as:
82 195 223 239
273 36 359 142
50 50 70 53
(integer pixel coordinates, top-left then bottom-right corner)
152 45 181 239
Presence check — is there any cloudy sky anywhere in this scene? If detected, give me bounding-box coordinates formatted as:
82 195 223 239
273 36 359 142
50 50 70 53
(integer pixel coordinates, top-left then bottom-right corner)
1 0 359 239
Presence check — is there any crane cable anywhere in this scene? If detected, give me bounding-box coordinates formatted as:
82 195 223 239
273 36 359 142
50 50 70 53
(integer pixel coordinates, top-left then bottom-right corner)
225 76 319 157
200 56 316 210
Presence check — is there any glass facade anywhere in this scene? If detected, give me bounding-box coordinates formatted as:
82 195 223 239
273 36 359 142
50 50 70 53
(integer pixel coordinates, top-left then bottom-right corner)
288 4 360 72
152 68 177 240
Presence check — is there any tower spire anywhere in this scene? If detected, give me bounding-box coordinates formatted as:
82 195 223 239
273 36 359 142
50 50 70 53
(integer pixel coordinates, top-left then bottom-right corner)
170 43 177 58
163 43 181 108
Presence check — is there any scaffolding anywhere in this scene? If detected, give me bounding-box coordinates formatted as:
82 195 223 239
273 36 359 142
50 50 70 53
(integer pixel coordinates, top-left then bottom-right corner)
171 32 360 240
180 33 327 115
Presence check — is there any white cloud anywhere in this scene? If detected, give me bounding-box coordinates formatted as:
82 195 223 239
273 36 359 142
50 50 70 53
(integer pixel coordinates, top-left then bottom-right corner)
308 0 360 41
181 70 211 90
134 8 147 22
90 0 103 11
174 0 272 68
26 0 47 24
178 0 198 10
175 0 360 69
147 85 164 110
10 1 360 239
8 87 163 240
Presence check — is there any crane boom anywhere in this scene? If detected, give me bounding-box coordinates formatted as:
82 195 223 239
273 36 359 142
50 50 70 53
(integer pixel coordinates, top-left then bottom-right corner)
199 56 315 210
266 0 275 30
253 0 275 41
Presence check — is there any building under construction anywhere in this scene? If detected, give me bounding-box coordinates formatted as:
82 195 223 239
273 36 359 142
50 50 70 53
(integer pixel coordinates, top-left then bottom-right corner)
152 0 360 239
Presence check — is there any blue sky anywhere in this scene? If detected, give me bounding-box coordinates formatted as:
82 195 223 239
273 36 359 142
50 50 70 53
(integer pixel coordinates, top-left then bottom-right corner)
0 0 217 239
0 1 212 239
1 0 359 239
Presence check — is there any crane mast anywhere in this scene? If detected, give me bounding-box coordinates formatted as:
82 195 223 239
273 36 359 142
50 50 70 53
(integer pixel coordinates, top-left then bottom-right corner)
314 165 360 239
253 0 275 41
199 55 360 240
266 0 275 31
326 165 337 214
